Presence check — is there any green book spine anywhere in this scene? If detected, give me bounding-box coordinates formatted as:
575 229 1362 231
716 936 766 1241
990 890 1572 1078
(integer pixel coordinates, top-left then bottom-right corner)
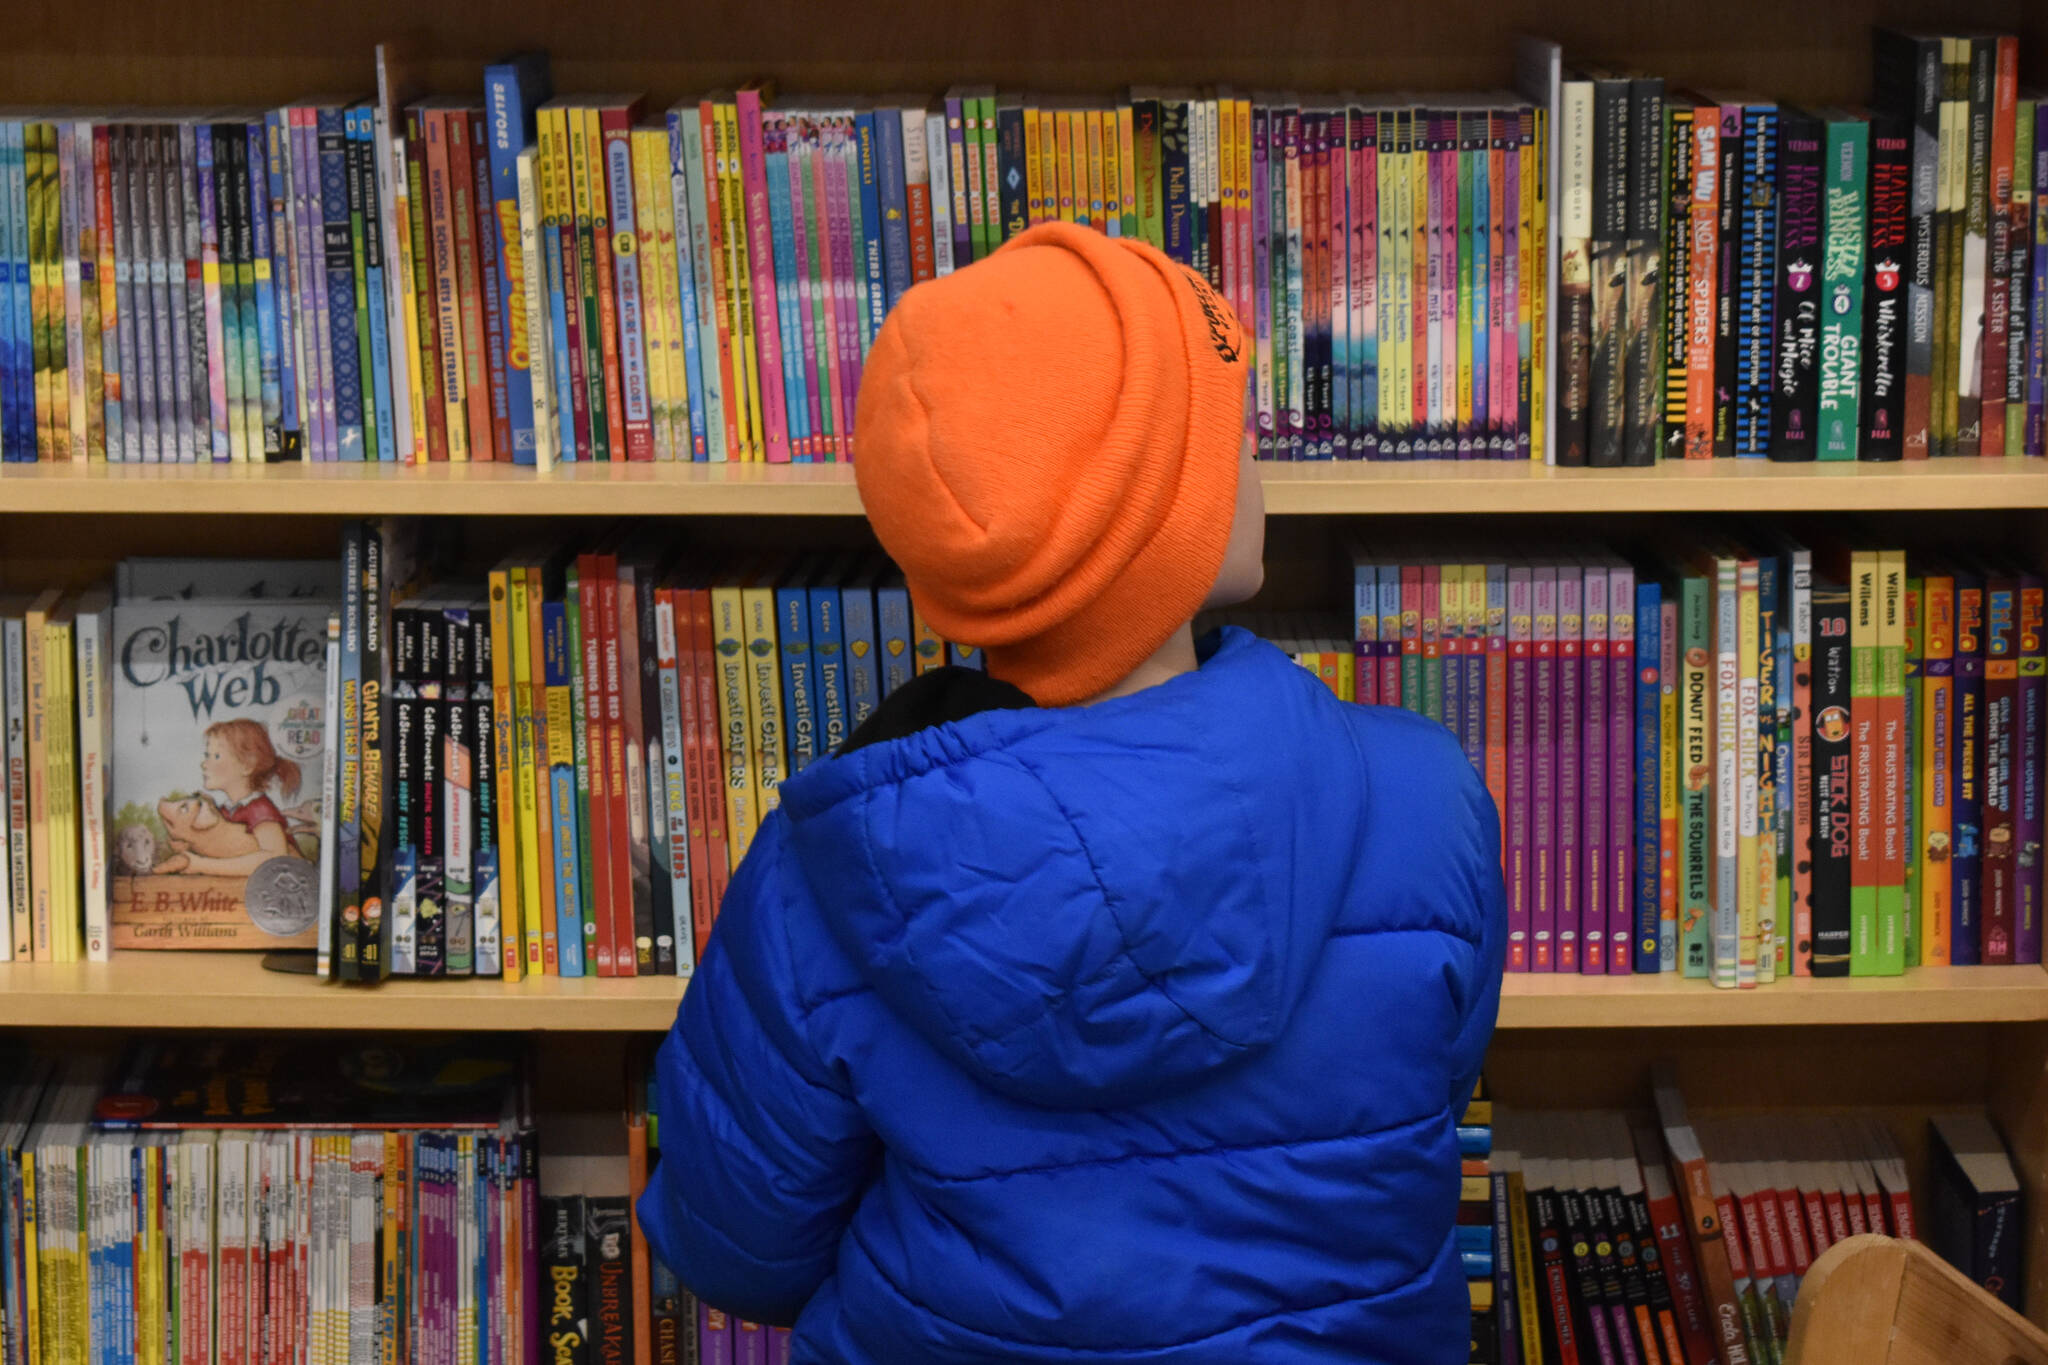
1817 117 1867 459
1680 570 1713 977
1874 553 1907 974
1850 556 1879 974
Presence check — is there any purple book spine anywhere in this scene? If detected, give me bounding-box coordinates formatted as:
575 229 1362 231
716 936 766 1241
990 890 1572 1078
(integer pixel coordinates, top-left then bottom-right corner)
485 1141 504 1365
1532 564 1559 970
293 112 335 461
944 96 972 268
1581 561 1609 972
1253 105 1273 459
1609 562 1638 972
770 1327 793 1365
2019 572 2043 964
701 1302 734 1362
1357 111 1380 461
1496 110 1517 457
1507 564 1533 970
788 119 824 459
1557 563 1583 971
737 1321 767 1365
1464 572 1487 768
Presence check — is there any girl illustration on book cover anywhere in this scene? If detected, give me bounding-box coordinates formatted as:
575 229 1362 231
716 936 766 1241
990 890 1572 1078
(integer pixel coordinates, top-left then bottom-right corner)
150 718 312 876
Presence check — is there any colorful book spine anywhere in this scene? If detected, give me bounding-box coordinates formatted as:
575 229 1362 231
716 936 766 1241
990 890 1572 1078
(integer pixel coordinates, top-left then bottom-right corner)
1735 104 1778 457
1982 574 2017 964
602 108 654 461
2017 574 2043 964
1532 564 1557 970
1634 578 1663 973
1953 570 1985 964
484 58 551 464
1817 115 1867 459
1919 572 1955 965
317 107 365 459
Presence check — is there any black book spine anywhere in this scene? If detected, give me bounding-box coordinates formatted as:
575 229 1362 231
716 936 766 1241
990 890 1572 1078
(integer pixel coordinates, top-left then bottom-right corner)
996 103 1027 244
1980 1189 2024 1311
635 563 676 975
359 523 388 978
391 606 420 976
1161 97 1192 267
1736 105 1779 456
417 603 446 976
1601 1185 1658 1360
1662 102 1693 461
1712 106 1743 457
1811 580 1853 974
230 125 261 460
1871 30 1941 456
472 610 501 977
1623 77 1666 466
544 1194 591 1365
1863 114 1912 460
1555 1185 1615 1359
1588 78 1631 466
1558 91 1592 468
1770 108 1825 461
1957 37 1994 454
444 609 475 976
588 1196 633 1365
1488 1171 1522 1365
2006 105 2032 422
1527 1185 1578 1365
1625 1185 1685 1359
1954 572 1985 964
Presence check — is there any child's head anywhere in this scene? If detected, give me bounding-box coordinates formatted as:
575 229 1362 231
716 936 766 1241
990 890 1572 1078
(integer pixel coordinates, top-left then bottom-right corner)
201 718 301 803
854 222 1263 706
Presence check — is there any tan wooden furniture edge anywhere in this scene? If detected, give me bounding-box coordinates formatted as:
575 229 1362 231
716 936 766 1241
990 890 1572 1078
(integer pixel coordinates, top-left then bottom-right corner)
1787 1234 2048 1365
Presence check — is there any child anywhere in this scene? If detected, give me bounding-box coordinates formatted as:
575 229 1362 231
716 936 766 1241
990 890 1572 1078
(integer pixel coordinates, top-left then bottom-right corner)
641 223 1505 1364
170 718 303 876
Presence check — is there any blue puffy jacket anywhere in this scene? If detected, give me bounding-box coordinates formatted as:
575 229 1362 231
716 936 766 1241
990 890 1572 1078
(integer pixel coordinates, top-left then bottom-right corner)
640 627 1505 1363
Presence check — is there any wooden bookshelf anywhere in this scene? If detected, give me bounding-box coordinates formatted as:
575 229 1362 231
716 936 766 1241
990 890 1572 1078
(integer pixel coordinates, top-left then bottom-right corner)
4 953 2041 1033
5 457 2048 518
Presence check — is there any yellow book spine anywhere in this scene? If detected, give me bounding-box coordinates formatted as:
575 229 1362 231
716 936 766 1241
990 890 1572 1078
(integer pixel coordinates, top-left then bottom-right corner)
740 583 786 819
1659 593 1681 963
1055 111 1076 224
392 139 428 462
1920 575 1954 966
1036 109 1057 229
1122 102 1142 239
1099 110 1122 235
1023 102 1044 226
641 126 691 461
1215 98 1235 268
627 127 670 461
710 584 759 861
1392 122 1413 443
380 1132 401 1365
136 1145 160 1365
1736 558 1761 987
24 592 53 962
485 569 524 980
718 102 762 461
1084 108 1106 233
507 569 545 975
21 1151 39 1365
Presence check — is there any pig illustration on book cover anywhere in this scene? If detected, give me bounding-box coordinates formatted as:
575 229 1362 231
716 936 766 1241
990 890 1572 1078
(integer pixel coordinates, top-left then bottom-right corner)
111 600 332 949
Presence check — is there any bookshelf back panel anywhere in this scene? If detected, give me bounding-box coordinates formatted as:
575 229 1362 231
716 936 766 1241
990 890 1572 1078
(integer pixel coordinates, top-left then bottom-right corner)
3 0 2037 110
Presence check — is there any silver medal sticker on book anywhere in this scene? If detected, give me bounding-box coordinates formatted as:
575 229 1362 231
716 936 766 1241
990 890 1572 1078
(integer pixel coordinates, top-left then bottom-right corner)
110 566 339 952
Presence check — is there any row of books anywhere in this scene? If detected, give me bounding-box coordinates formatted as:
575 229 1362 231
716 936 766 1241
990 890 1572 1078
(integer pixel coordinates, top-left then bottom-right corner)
1554 29 2048 466
0 1038 794 1365
1219 540 2046 983
1467 1071 2023 1365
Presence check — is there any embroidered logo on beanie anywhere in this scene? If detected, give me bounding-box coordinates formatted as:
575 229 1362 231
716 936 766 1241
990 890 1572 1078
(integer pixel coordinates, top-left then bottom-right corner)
1178 265 1243 364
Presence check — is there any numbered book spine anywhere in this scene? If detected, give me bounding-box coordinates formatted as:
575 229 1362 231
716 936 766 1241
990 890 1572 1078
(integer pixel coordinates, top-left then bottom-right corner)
2018 575 2043 965
484 58 551 464
444 609 476 975
1817 116 1867 460
1953 572 1985 964
1871 30 1940 455
1982 575 2017 964
1770 109 1824 461
1862 114 1910 460
1734 105 1779 456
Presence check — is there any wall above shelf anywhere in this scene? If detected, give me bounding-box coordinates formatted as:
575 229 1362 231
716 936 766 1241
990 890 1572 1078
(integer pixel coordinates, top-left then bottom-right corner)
4 457 2048 518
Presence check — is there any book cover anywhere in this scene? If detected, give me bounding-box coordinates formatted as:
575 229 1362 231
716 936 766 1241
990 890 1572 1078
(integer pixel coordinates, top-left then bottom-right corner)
1817 114 1868 460
1871 30 1942 456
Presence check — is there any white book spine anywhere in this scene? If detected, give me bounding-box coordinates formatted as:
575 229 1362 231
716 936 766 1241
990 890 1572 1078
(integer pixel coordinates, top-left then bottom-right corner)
926 113 955 277
77 601 113 961
375 112 417 464
654 592 694 975
516 147 557 472
317 614 341 978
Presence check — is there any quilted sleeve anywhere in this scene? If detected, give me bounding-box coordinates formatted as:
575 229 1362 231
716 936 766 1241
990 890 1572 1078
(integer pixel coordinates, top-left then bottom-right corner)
636 817 878 1327
1447 771 1507 1109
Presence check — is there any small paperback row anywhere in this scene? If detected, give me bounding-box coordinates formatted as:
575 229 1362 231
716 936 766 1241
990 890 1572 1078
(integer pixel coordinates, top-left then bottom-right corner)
1548 28 2048 465
1471 1072 2022 1365
0 1039 786 1365
319 529 982 982
1223 539 2048 982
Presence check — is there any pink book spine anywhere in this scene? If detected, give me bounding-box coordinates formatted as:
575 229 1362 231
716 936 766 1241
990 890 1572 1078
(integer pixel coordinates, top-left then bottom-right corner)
1610 563 1637 971
1581 561 1610 973
1502 110 1523 457
1507 564 1533 970
1490 111 1512 455
1435 119 1459 453
785 117 824 461
734 87 792 463
828 116 861 461
1531 564 1558 970
1556 563 1583 972
805 121 842 464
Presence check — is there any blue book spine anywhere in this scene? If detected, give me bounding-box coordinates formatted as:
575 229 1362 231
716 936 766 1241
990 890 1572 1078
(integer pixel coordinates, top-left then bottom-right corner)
16 120 41 460
543 168 576 464
353 108 398 462
876 582 914 698
855 111 887 347
485 56 551 465
841 583 881 728
0 122 18 460
248 121 284 459
763 117 809 462
1634 579 1664 973
1735 105 1779 457
263 110 301 457
1352 561 1376 701
1456 1125 1493 1157
948 641 985 670
668 112 710 460
810 583 848 757
318 106 365 459
874 106 913 313
777 585 817 772
543 600 586 977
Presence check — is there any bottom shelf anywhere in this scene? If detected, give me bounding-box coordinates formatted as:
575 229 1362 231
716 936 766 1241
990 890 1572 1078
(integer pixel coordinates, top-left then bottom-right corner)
1 953 2041 1031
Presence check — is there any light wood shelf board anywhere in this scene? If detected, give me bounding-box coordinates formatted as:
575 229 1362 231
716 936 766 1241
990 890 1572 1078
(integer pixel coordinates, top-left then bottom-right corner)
6 458 2048 518
3 955 2039 1032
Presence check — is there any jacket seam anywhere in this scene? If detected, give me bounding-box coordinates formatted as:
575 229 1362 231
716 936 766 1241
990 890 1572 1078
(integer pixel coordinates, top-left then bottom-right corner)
895 1106 1443 1185
843 1220 1449 1356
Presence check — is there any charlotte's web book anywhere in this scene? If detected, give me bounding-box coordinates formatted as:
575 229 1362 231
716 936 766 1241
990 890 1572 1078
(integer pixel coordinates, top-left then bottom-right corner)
111 599 333 949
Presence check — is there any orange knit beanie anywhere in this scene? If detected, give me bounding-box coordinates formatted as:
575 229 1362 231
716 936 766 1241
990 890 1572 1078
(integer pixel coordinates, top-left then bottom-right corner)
853 221 1249 707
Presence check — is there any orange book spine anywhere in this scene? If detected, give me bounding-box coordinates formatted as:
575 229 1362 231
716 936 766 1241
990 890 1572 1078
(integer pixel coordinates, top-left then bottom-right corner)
524 566 560 972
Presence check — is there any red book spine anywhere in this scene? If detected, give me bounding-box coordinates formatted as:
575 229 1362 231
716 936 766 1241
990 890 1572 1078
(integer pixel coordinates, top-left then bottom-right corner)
1644 1180 1716 1365
405 109 449 463
690 587 732 941
473 115 515 461
578 556 617 974
445 108 498 460
548 108 591 460
905 125 935 284
600 556 638 974
1982 38 2018 454
1799 1179 1831 1258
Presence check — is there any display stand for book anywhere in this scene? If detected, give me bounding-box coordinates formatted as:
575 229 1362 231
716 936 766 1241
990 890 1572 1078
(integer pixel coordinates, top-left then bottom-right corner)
0 0 2043 1331
262 950 319 976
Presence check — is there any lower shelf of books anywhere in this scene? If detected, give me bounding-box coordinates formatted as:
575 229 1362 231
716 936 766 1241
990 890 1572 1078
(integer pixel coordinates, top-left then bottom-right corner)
3 953 2041 1032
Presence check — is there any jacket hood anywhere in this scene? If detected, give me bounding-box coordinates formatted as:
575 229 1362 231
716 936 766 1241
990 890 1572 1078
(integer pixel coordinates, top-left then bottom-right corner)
775 628 1370 1109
